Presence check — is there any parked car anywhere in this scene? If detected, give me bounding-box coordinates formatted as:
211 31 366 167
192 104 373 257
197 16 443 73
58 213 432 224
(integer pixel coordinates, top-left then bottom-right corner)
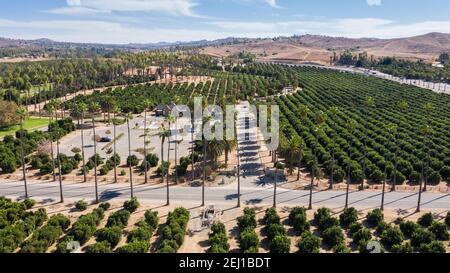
99 137 112 143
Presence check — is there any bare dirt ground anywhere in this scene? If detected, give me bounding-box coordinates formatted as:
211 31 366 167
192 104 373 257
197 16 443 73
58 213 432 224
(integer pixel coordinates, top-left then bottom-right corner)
0 56 53 63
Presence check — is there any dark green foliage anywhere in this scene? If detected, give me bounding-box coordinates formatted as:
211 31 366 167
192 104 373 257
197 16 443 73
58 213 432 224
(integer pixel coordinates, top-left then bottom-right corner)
84 241 113 253
399 221 420 237
106 210 130 228
418 213 434 227
157 207 190 253
339 207 358 228
208 222 230 254
95 226 122 248
411 228 435 248
126 155 139 167
123 197 140 213
428 221 449 241
115 240 150 253
75 200 88 211
322 226 345 248
297 231 321 253
366 209 384 228
380 226 404 249
237 208 257 231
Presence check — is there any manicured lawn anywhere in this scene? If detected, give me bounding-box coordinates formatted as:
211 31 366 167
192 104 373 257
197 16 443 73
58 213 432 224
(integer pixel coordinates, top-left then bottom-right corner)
0 117 49 138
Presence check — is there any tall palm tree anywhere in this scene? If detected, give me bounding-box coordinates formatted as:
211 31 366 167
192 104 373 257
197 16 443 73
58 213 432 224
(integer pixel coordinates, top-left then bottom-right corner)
381 124 397 211
126 112 134 198
344 119 357 209
89 102 101 203
329 106 339 190
44 101 56 182
362 97 375 190
392 100 409 191
112 105 120 184
158 126 170 190
422 103 434 192
52 100 64 203
417 123 432 212
17 106 28 198
273 150 278 208
76 102 88 183
308 111 327 210
166 114 175 205
142 100 151 184
201 115 213 207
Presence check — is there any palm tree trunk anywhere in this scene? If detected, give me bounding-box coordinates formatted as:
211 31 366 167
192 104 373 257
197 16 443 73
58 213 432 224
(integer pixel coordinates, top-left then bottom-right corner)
127 118 134 198
329 151 335 190
56 129 64 203
202 139 207 207
49 115 56 182
113 112 117 183
80 114 87 183
392 132 398 192
417 163 425 212
174 118 178 184
380 162 388 211
191 118 195 181
143 110 148 184
19 117 28 198
237 141 241 208
345 159 352 209
166 125 171 206
273 151 278 208
92 116 99 203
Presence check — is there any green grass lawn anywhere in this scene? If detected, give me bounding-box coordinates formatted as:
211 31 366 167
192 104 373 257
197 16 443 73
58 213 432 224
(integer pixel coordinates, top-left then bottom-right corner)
0 117 49 138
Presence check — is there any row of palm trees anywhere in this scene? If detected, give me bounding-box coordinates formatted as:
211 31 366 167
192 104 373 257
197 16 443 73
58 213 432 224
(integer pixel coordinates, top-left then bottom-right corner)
272 98 435 213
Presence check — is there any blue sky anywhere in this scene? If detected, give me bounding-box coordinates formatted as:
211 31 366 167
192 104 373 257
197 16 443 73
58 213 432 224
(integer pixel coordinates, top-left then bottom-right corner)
0 0 449 44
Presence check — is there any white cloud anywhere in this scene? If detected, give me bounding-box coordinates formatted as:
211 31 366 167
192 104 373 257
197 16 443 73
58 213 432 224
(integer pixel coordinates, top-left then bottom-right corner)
49 0 202 17
367 0 382 6
1 17 450 44
265 0 280 8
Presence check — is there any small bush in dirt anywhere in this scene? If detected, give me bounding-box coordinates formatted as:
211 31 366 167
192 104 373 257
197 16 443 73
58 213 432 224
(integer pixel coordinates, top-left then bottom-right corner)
428 222 449 241
23 198 36 209
99 202 111 211
144 210 159 230
126 155 139 167
391 242 413 253
264 208 281 225
322 226 345 248
106 210 131 228
349 222 363 235
95 226 123 248
127 225 152 243
380 226 404 249
366 209 384 228
84 242 113 253
417 241 446 253
237 208 257 231
239 229 259 253
123 197 140 213
417 213 434 227
266 223 286 241
269 234 290 254
332 243 350 253
352 228 372 245
411 228 435 248
115 240 150 253
339 207 358 228
297 231 321 253
375 221 389 235
75 200 88 211
399 221 420 237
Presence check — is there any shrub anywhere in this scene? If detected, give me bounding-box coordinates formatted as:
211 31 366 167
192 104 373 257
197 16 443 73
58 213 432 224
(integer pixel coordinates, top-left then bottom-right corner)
376 221 389 235
428 221 449 241
380 226 404 249
297 231 321 253
84 242 113 253
144 210 159 230
440 166 450 181
208 233 230 253
445 212 450 227
99 203 111 211
339 207 358 228
146 153 159 167
290 212 310 235
349 222 363 235
427 171 441 185
266 223 286 241
264 208 280 225
391 242 413 253
126 155 139 167
157 207 190 253
75 200 88 211
156 161 170 176
123 197 140 213
106 210 131 228
352 228 372 245
127 225 152 243
418 213 434 227
366 209 384 228
417 241 446 253
115 240 150 253
411 228 435 248
47 214 71 230
23 198 36 210
237 208 257 230
332 243 350 253
239 229 259 253
269 235 290 254
95 226 123 248
322 226 345 248
399 221 420 237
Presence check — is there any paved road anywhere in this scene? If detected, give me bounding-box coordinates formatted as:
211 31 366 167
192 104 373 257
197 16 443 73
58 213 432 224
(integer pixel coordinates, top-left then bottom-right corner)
1 179 449 210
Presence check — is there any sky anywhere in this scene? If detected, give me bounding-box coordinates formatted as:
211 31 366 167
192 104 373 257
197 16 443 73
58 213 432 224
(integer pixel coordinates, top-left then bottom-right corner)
0 0 450 44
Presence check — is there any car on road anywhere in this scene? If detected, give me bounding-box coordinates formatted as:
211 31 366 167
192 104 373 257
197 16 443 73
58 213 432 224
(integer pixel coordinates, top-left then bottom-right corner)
99 137 112 143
